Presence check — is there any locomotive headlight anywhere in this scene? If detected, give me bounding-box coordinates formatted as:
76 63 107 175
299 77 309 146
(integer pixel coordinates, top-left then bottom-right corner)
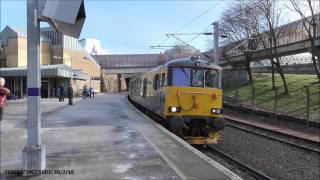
211 108 222 114
171 107 177 112
169 106 181 113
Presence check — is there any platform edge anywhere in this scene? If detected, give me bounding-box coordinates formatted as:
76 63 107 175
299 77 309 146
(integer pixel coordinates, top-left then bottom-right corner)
126 98 243 180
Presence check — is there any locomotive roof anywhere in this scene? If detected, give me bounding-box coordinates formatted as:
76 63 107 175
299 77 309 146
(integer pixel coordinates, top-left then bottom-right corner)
147 58 222 73
164 58 222 70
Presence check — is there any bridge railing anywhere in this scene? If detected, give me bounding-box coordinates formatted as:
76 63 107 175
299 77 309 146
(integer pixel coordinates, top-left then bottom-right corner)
220 16 320 60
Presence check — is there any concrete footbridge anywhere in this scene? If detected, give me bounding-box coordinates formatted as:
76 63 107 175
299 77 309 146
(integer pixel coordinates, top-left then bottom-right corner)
217 17 320 66
93 54 165 92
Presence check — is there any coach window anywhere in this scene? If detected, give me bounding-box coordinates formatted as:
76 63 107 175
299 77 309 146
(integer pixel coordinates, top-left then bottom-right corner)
138 79 141 93
161 73 166 88
154 74 160 90
143 78 147 97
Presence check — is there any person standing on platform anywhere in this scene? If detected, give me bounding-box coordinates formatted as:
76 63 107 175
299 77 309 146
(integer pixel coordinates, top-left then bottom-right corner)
89 87 92 98
92 88 95 98
59 85 65 102
0 77 10 122
68 85 74 105
82 85 88 99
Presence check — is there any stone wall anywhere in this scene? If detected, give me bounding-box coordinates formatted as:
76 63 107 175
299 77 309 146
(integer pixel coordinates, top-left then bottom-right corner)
102 74 127 93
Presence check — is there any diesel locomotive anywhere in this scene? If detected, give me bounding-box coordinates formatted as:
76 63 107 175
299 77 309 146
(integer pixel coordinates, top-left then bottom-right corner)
129 57 225 145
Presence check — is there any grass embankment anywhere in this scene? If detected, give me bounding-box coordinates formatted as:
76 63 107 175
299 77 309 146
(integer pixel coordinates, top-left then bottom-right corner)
224 73 320 122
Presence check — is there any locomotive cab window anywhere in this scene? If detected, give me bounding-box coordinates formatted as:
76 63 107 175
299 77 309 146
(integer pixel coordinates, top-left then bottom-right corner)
191 69 204 87
205 70 220 88
171 67 190 86
169 67 221 88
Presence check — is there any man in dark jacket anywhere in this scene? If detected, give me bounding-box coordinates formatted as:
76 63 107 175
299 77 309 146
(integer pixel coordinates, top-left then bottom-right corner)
0 77 10 122
59 85 64 102
68 85 74 105
82 85 88 99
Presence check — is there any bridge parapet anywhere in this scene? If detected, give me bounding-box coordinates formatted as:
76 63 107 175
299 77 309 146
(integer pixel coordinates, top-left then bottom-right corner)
217 16 320 66
93 54 163 69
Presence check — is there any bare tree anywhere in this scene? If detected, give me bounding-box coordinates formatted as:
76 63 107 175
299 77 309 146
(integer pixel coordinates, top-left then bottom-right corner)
220 1 260 83
253 0 289 94
164 41 200 60
289 0 320 82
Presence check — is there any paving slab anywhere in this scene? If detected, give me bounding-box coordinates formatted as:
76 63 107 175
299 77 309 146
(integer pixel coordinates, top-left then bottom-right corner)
1 94 240 180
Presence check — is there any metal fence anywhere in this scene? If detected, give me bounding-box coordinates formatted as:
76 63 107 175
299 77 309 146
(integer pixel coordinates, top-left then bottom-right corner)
223 82 320 126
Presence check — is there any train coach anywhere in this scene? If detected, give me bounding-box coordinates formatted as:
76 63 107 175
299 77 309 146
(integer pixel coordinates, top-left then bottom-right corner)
129 57 225 145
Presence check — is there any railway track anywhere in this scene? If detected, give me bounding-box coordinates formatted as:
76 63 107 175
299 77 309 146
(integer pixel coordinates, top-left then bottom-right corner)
129 96 273 179
204 146 274 180
225 117 320 154
129 96 319 179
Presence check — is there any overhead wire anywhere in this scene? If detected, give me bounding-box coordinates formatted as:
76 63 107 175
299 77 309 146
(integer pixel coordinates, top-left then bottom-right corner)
153 1 222 54
186 23 213 44
173 1 222 34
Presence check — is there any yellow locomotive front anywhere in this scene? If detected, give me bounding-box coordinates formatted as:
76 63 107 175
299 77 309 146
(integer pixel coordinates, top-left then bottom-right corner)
164 59 225 145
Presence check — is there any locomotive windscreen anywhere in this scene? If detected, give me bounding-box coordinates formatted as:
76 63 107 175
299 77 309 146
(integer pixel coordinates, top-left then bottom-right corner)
170 67 221 88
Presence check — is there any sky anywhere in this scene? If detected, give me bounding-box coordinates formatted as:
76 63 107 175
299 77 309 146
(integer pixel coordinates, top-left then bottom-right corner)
0 0 306 54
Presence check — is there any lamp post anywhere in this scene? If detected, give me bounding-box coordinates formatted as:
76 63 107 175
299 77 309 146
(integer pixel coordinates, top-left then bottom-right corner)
23 0 46 172
23 0 86 174
213 22 219 64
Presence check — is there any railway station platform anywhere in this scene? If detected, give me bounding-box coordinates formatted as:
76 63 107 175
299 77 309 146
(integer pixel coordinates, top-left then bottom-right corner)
1 93 240 180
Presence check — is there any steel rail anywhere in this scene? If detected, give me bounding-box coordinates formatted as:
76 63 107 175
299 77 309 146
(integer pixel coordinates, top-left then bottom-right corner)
225 116 320 144
225 118 320 154
206 146 274 180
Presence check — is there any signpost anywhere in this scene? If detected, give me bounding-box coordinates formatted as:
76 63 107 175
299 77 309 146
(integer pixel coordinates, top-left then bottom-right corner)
23 0 85 174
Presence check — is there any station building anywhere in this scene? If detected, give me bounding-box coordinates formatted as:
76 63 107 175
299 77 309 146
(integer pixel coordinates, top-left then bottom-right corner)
0 25 101 98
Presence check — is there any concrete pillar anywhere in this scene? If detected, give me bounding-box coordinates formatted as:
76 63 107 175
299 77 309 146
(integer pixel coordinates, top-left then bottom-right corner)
117 74 121 92
20 77 23 98
48 79 51 98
